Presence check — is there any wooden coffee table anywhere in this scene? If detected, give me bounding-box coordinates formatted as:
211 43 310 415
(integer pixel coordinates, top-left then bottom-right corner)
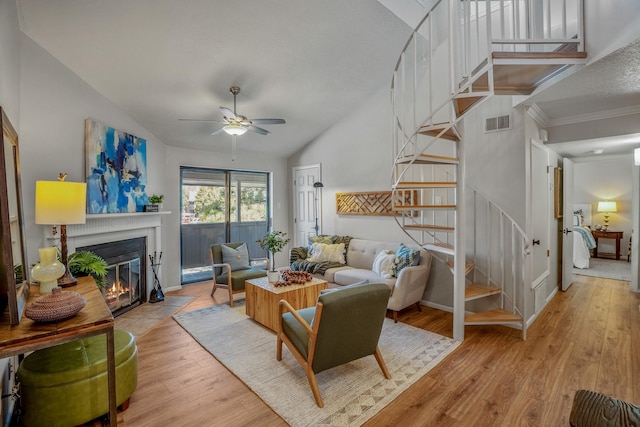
245 276 328 331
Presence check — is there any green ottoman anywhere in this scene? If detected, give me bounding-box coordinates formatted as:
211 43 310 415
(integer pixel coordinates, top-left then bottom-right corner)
18 329 138 427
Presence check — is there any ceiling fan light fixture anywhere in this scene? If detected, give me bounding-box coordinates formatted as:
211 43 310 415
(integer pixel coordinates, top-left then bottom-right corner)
223 124 247 136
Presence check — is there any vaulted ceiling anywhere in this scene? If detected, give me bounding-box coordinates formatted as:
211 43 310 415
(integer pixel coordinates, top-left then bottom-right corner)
17 0 412 157
16 1 640 160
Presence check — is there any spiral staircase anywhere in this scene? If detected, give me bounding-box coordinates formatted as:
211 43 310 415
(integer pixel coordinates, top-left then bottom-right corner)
391 0 587 341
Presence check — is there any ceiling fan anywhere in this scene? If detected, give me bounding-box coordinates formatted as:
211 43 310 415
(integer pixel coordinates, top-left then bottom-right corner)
179 86 286 136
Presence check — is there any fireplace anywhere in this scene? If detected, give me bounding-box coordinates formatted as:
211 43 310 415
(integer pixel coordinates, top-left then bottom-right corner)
78 237 147 316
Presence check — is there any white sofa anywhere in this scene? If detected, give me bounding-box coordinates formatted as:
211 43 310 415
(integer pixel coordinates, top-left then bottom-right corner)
289 238 432 321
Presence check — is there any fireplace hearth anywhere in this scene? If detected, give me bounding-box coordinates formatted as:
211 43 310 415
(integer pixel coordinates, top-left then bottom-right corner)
78 237 147 316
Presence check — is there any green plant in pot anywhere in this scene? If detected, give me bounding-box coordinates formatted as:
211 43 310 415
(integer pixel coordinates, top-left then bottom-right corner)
257 230 290 282
148 194 163 205
67 251 108 290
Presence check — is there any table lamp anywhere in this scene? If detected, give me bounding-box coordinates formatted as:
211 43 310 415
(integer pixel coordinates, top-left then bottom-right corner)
35 173 87 287
597 201 617 227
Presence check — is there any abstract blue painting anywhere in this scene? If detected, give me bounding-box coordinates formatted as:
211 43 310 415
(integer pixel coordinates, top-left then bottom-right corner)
85 119 148 213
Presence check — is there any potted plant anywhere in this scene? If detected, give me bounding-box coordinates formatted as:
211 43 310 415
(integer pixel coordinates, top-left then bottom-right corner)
257 230 290 282
67 250 109 290
146 194 164 212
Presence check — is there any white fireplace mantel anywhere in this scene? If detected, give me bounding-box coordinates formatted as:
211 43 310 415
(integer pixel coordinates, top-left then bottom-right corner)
44 212 170 299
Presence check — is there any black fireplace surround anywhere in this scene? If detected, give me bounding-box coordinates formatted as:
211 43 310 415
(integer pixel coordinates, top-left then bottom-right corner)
78 237 147 316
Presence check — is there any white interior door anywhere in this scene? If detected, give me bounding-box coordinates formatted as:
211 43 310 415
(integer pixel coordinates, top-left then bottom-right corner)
293 165 321 247
562 158 575 291
531 141 551 287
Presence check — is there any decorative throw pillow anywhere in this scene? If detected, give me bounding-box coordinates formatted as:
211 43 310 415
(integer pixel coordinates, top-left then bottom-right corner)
221 243 251 271
372 250 397 279
395 243 420 275
306 242 346 264
308 235 333 248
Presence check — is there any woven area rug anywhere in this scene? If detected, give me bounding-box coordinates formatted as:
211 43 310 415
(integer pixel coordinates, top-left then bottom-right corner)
574 258 631 282
173 301 459 427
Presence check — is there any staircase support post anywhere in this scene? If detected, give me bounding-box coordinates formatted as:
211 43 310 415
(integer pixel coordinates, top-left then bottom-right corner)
453 132 465 341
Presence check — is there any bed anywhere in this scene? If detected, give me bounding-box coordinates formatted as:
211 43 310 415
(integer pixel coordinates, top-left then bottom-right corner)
573 210 596 269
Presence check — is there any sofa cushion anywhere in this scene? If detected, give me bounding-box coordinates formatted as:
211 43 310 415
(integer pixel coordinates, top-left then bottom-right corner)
333 268 396 292
372 250 397 279
306 242 346 263
221 243 251 271
395 243 420 274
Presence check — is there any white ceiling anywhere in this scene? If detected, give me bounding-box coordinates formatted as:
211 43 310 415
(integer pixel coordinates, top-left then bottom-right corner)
17 0 412 157
527 38 640 160
16 1 640 161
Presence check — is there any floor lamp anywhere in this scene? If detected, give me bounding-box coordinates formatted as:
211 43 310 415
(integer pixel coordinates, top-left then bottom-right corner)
313 182 323 236
35 173 87 287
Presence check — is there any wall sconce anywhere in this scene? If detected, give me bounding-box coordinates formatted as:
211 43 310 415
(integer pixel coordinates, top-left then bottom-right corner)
635 147 640 166
313 182 324 236
35 173 87 287
597 200 617 227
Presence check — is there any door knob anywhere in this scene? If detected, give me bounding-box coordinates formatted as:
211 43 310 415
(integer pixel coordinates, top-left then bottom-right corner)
562 228 572 235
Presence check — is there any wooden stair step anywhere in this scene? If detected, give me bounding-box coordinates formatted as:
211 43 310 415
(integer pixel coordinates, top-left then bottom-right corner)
424 242 454 256
417 123 459 142
393 205 456 211
465 283 501 301
446 260 474 275
405 224 455 232
465 308 523 325
454 95 487 116
395 181 456 189
396 154 459 165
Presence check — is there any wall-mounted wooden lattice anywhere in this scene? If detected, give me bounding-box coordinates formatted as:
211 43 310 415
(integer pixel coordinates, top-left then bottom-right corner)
336 191 417 216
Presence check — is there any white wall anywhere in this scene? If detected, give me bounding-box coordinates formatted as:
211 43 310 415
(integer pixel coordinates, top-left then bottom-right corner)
0 0 21 125
573 157 633 256
287 86 413 245
19 34 168 268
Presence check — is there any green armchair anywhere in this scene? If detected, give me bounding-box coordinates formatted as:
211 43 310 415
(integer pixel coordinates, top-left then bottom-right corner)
210 242 269 307
276 282 391 407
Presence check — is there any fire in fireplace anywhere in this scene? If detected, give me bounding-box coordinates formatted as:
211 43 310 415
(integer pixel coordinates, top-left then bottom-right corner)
78 237 147 316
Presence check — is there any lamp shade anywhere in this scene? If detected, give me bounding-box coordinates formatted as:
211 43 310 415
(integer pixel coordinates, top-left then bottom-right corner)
597 201 617 213
35 180 87 225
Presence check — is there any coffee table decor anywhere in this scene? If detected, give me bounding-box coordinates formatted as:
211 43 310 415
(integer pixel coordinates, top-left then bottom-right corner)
274 270 313 287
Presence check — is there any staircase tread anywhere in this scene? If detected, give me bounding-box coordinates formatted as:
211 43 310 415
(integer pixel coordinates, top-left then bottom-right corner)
396 181 457 188
424 242 455 256
446 260 474 275
465 308 522 324
417 124 459 142
465 283 501 300
396 154 459 165
492 51 587 59
405 224 455 232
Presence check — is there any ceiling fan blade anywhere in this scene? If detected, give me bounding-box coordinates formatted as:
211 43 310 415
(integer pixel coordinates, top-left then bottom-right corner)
178 118 225 123
251 118 286 125
220 106 237 120
247 125 270 135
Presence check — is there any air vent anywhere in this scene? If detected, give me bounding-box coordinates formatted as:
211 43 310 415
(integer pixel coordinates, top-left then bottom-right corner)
485 114 511 133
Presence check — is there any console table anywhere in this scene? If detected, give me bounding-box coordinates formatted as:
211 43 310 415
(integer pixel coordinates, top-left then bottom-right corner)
592 230 624 261
0 277 117 426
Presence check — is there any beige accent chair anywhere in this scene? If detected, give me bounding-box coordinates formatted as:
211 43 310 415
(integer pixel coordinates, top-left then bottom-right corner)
276 282 391 407
210 242 268 307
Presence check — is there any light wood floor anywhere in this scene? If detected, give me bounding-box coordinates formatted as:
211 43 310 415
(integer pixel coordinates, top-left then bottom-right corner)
117 274 640 426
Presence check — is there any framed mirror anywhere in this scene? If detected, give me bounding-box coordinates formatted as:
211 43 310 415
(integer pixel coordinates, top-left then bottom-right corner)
0 107 29 324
